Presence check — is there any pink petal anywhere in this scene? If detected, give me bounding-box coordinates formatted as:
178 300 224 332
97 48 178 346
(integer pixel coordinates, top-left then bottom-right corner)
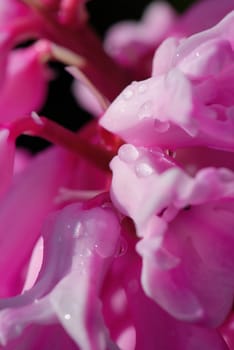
0 203 121 349
104 229 228 350
104 2 176 77
0 129 15 197
0 147 76 297
101 12 234 151
110 144 176 231
177 0 234 36
136 170 234 326
0 45 50 123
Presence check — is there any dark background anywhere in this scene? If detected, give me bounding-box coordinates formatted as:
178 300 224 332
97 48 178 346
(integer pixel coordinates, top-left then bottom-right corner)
17 0 196 152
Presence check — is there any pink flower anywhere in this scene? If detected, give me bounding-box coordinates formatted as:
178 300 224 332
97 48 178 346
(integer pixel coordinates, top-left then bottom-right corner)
0 202 122 348
109 144 234 327
0 202 228 350
104 0 234 79
0 0 234 349
101 11 234 152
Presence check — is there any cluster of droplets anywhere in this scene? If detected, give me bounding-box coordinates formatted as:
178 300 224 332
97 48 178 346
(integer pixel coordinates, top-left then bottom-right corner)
120 80 171 132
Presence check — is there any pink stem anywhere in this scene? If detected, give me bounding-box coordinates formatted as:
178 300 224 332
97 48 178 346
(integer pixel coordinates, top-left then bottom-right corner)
9 115 114 171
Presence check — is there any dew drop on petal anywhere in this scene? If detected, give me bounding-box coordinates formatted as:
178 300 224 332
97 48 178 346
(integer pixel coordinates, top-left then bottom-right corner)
154 119 170 133
122 88 133 100
64 313 71 320
135 162 154 177
138 83 147 93
74 221 83 237
118 144 139 163
138 101 153 120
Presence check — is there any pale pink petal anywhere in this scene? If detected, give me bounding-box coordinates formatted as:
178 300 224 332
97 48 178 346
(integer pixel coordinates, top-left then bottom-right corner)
104 2 176 77
136 171 234 326
100 70 200 148
101 12 234 151
0 204 121 349
104 229 228 350
72 80 104 118
110 144 176 231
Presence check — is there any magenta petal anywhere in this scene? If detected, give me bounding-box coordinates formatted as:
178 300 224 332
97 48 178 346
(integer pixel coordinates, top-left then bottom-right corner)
0 129 15 197
177 0 234 36
0 147 76 297
136 170 234 326
0 45 49 123
1 324 78 350
0 0 31 25
0 204 121 349
105 231 228 350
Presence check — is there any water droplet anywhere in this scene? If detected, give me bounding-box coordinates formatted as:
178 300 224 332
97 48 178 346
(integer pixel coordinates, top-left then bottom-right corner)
138 83 147 93
31 111 44 125
135 162 154 177
154 119 170 133
118 144 139 163
195 51 200 57
115 236 128 257
74 222 82 237
122 88 133 100
138 101 152 120
64 313 71 320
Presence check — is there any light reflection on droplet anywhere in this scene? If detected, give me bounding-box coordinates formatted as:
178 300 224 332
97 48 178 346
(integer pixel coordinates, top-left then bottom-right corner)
118 144 139 163
74 222 82 237
122 88 133 100
64 313 71 320
138 83 147 93
135 162 154 177
138 101 152 120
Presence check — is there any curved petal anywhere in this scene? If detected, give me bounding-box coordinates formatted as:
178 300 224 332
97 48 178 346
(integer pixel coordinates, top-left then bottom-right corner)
0 147 76 297
0 45 50 123
0 204 121 349
101 12 234 152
